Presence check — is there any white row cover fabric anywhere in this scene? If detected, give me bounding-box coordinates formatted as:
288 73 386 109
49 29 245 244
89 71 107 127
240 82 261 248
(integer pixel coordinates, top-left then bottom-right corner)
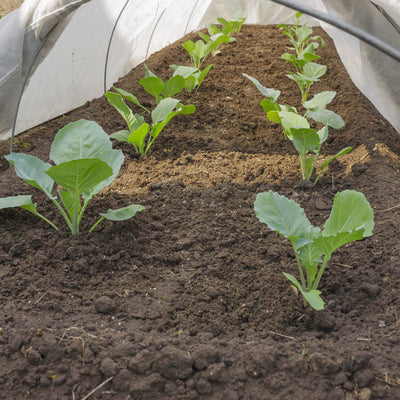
0 0 399 140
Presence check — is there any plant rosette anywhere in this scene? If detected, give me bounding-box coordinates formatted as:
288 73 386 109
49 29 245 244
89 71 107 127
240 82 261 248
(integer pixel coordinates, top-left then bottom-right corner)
254 190 374 310
0 119 144 235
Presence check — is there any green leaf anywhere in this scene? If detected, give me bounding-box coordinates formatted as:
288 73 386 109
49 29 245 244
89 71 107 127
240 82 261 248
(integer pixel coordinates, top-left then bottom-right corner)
290 128 321 155
0 195 36 211
260 99 281 113
279 111 309 137
323 190 374 237
144 64 158 77
297 25 313 43
254 191 320 247
317 126 329 144
58 189 79 219
283 272 325 310
303 62 327 80
320 147 352 170
105 92 140 133
310 230 365 259
110 130 130 142
171 65 199 78
100 204 145 221
50 120 112 164
46 159 113 195
307 109 345 129
243 73 281 101
139 76 164 99
5 153 54 197
151 103 195 139
83 149 125 200
128 123 149 151
162 75 185 98
113 87 143 108
151 98 180 123
304 91 336 111
197 64 213 88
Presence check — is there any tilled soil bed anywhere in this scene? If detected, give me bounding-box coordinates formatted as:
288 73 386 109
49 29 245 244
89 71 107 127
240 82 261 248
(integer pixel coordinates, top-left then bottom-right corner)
1 24 400 400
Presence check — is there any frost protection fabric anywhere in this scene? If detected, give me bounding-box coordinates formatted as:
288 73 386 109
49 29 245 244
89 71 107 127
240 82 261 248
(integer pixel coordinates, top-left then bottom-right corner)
0 0 91 139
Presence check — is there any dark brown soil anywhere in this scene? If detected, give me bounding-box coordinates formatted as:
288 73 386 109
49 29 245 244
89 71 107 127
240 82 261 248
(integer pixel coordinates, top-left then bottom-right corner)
1 25 400 400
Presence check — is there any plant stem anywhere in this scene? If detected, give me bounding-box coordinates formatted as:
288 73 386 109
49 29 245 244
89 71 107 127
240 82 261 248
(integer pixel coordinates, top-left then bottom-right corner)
295 251 307 290
33 212 59 230
312 255 330 291
50 198 72 231
89 216 105 233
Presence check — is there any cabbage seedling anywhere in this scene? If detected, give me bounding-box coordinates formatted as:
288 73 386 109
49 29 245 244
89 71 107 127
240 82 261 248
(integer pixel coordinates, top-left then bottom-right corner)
243 73 350 184
208 15 246 44
254 190 374 310
0 120 144 235
105 88 195 155
138 65 186 104
278 11 325 102
169 64 213 93
182 31 230 69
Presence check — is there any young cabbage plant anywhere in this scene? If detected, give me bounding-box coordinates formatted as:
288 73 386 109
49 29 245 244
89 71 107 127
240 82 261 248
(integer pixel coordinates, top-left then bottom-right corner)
169 64 213 93
278 11 326 102
208 14 246 44
243 73 350 184
254 190 374 310
138 64 186 104
0 120 145 235
105 88 195 155
182 31 230 69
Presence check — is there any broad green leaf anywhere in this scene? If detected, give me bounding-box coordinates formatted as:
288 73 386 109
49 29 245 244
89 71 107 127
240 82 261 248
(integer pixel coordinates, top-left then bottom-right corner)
283 272 325 310
310 230 365 259
307 109 345 129
260 98 281 113
281 53 297 64
0 195 36 212
301 51 320 63
83 149 125 200
243 73 281 101
304 91 336 111
101 204 145 221
110 130 130 142
50 120 111 164
5 153 54 197
279 111 309 137
303 62 327 80
113 87 142 108
46 159 112 195
162 75 185 98
207 23 220 36
151 104 195 139
254 191 320 247
182 40 196 55
266 110 282 124
323 190 374 237
139 76 164 99
151 98 180 123
290 128 321 155
171 65 199 78
297 25 313 43
105 92 139 133
128 123 149 150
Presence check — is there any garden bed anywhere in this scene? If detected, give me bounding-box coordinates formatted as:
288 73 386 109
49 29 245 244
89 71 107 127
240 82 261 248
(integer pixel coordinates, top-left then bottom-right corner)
0 24 400 400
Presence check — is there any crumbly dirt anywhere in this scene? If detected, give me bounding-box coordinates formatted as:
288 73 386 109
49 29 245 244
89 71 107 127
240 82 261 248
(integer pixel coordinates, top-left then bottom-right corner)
1 25 400 400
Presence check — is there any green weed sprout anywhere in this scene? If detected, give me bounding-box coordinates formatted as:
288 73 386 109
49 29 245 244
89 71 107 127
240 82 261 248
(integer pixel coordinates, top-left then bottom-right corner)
0 120 144 235
254 190 374 310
